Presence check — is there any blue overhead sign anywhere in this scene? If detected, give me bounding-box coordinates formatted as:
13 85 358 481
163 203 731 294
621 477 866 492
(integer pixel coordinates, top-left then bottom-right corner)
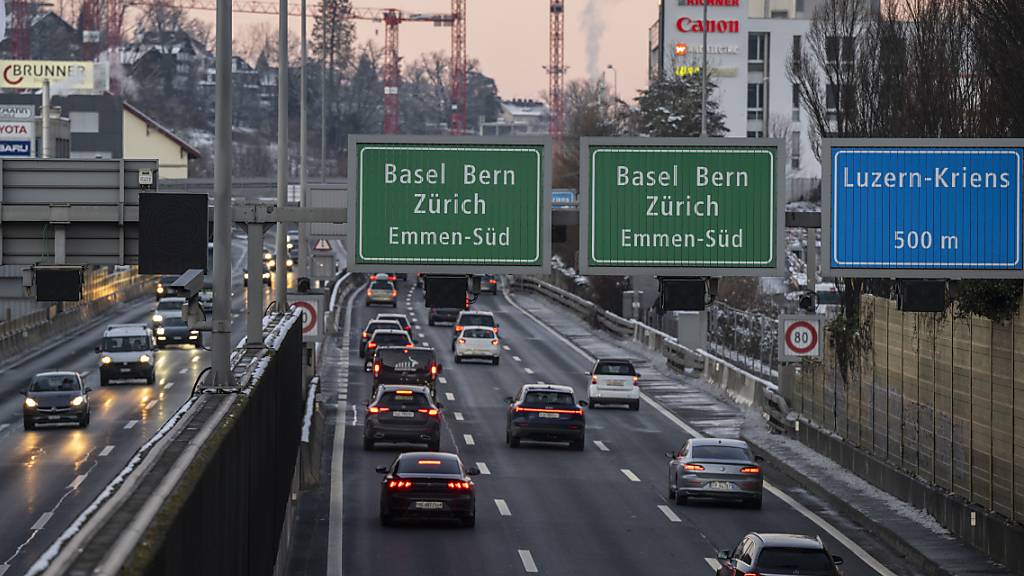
824 143 1023 278
552 189 575 207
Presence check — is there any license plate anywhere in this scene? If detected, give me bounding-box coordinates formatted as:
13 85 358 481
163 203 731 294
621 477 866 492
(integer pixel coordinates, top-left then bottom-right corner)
415 501 443 510
607 381 625 387
120 368 131 373
707 481 734 490
538 412 560 419
48 415 61 420
393 411 415 418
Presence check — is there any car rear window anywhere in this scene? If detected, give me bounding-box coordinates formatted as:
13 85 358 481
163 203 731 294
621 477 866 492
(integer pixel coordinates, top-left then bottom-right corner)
595 362 635 375
460 314 494 327
462 328 494 339
373 332 411 347
379 349 435 368
371 280 392 290
755 548 834 572
379 391 431 408
396 457 461 475
523 391 575 407
691 445 752 461
378 315 409 327
367 321 401 334
30 375 79 392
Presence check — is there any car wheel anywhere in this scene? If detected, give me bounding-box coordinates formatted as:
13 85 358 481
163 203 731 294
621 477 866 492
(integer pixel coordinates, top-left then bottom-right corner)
492 357 499 366
747 497 763 510
674 487 688 506
507 431 520 448
391 302 397 308
358 347 365 359
363 437 374 450
147 374 155 386
668 482 676 499
23 417 34 431
79 415 90 428
454 355 462 364
631 400 640 411
100 374 109 387
428 318 435 326
571 437 585 451
461 514 476 528
379 511 392 527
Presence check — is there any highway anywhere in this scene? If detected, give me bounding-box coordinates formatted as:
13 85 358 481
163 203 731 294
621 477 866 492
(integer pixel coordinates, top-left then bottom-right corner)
332 281 918 576
0 234 288 576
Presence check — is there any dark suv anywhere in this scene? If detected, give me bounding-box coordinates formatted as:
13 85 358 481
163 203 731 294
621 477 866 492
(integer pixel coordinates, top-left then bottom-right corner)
366 346 442 397
505 384 587 450
364 385 443 451
716 533 843 576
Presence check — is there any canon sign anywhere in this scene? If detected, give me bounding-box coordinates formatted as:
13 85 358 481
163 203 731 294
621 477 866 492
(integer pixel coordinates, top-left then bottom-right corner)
676 17 740 33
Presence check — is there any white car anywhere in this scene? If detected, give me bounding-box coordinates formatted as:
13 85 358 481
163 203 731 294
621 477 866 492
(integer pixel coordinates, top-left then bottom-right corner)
454 326 500 365
587 358 640 410
452 310 498 350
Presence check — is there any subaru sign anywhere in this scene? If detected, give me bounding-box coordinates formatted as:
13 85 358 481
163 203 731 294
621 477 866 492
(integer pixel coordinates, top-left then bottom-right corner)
822 140 1024 278
0 141 31 156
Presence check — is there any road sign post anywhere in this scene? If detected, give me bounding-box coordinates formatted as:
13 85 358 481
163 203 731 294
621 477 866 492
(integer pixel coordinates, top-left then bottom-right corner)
287 291 324 342
778 314 823 362
822 139 1024 278
348 135 551 274
580 137 784 276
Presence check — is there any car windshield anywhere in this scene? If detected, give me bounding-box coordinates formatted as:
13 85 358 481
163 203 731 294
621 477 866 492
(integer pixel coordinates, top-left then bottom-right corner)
379 391 431 408
373 333 411 347
691 445 752 462
595 362 635 375
463 328 494 339
460 314 494 327
163 316 187 327
103 336 150 352
371 280 392 290
30 374 79 392
157 300 184 312
755 548 834 572
395 457 461 475
522 391 575 407
379 349 435 368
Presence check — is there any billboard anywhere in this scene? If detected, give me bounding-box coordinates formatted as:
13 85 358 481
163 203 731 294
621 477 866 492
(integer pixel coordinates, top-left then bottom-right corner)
0 119 34 157
0 60 109 92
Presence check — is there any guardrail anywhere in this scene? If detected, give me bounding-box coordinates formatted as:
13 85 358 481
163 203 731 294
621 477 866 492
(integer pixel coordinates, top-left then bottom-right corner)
326 271 366 334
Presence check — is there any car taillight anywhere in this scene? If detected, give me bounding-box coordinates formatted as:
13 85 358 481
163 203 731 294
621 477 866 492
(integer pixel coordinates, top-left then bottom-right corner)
430 365 438 376
447 481 472 491
417 408 440 416
387 479 413 490
455 325 463 332
632 375 640 386
366 289 372 296
389 275 396 281
391 290 397 297
368 406 390 414
591 376 598 384
488 279 497 284
373 363 381 376
740 466 761 474
458 338 466 344
742 573 760 576
491 339 499 346
683 463 705 471
368 342 377 349
362 331 369 339
515 406 583 415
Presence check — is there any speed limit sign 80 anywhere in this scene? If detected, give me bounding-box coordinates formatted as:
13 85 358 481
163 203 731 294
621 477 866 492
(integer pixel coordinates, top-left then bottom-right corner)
778 315 823 362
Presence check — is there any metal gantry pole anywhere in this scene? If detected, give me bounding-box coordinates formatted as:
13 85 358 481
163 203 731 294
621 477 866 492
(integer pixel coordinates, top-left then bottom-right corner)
299 0 310 280
211 0 233 387
700 0 708 137
275 0 289 310
247 224 266 345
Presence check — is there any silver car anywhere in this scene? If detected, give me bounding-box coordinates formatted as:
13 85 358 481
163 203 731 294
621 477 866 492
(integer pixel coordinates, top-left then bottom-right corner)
666 438 764 508
366 279 398 308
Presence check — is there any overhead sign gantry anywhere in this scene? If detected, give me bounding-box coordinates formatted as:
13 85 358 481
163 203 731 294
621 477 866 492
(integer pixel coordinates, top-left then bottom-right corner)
348 135 551 273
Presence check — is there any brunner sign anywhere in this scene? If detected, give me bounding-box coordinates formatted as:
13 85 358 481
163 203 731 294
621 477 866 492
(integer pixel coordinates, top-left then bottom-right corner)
347 136 551 273
580 137 783 276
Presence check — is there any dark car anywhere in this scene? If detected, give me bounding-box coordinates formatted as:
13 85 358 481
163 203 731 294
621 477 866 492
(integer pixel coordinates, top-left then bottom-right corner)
479 274 498 294
364 385 442 451
155 275 178 300
505 384 587 450
667 438 764 508
376 451 479 527
22 371 91 430
429 307 461 326
366 346 442 397
716 533 843 576
359 320 404 358
156 316 201 348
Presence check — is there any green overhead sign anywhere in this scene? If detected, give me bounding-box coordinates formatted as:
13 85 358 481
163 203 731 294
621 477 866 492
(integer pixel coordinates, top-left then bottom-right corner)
580 138 783 276
348 136 551 273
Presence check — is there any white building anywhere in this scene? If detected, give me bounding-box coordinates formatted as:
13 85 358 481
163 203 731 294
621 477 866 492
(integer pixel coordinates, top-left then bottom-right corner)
478 99 550 137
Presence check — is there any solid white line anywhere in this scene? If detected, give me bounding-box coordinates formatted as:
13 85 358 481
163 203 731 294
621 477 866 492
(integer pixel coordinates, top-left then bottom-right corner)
704 558 721 571
495 499 511 516
145 399 158 411
593 440 609 451
0 563 9 575
518 550 538 573
31 512 53 531
513 355 522 362
524 367 534 375
68 474 87 490
463 434 475 446
454 412 464 421
657 505 681 523
446 392 455 401
123 420 138 430
328 284 359 576
476 462 490 475
504 288 897 576
621 469 641 482
99 445 115 457
438 376 448 384
163 382 175 390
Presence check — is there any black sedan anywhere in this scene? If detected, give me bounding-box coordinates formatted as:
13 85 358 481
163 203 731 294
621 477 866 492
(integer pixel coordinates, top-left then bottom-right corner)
155 316 201 348
377 451 479 527
505 384 587 450
22 371 91 430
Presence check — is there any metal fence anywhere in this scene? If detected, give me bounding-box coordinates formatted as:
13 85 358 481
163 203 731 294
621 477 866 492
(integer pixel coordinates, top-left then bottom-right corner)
707 301 779 381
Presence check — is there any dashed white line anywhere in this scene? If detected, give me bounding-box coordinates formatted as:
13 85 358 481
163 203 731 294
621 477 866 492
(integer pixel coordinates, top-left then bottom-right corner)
418 332 425 338
445 392 455 401
593 440 609 452
163 382 175 390
502 345 511 351
475 462 490 475
657 505 682 523
704 558 721 571
494 499 511 516
463 434 475 446
454 412 464 421
31 512 53 530
512 355 522 362
123 419 138 430
438 377 448 384
0 423 9 434
145 399 158 411
518 549 538 573
178 368 188 375
99 445 115 457
621 469 641 482
524 367 534 375
68 474 87 490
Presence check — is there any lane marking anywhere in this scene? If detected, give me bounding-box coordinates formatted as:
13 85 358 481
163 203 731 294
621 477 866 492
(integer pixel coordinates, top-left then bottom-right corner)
524 367 534 375
476 462 490 475
164 382 175 390
99 445 115 457
593 440 609 452
31 512 53 530
518 550 538 573
494 499 511 516
145 399 158 411
705 558 721 571
454 412 464 421
123 419 138 430
502 345 511 351
0 563 9 575
445 392 455 401
463 434 475 446
513 355 522 362
178 368 188 375
438 376 448 384
68 474 87 490
657 505 681 523
418 332 425 338
621 469 641 482
0 423 9 434
505 288 898 576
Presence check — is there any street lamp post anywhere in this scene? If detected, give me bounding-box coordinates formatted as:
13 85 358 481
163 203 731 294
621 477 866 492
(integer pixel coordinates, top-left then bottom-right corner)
606 64 618 101
700 0 708 137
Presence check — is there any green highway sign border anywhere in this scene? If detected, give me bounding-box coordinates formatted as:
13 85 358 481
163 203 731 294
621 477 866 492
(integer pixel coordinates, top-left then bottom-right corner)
347 135 552 274
579 137 785 277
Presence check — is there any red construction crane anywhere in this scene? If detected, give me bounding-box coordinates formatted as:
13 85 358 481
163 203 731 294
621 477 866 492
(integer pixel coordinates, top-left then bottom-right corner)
7 0 32 58
79 0 127 60
548 0 565 154
449 0 466 134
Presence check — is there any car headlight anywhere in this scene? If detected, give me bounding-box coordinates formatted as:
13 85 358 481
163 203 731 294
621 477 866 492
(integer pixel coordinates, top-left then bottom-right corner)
24 397 37 408
286 259 294 267
70 395 85 407
139 354 151 363
101 355 112 364
152 313 163 323
189 329 198 335
156 285 165 294
287 242 294 250
156 327 165 335
244 272 249 279
262 272 270 279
